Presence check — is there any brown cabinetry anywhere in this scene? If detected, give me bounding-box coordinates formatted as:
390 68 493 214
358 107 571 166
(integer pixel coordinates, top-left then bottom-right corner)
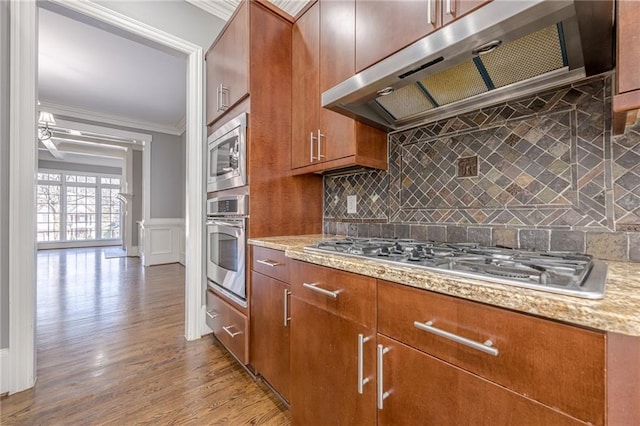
376 334 584 426
377 280 605 425
613 0 640 134
205 1 249 126
291 1 387 174
206 289 249 364
355 0 490 73
289 260 376 425
250 247 291 400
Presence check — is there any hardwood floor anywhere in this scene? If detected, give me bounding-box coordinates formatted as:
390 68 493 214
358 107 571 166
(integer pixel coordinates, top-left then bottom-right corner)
1 248 290 425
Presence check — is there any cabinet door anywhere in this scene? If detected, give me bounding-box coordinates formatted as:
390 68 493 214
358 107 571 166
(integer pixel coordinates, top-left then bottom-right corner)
377 335 585 426
250 272 290 401
205 41 225 126
224 0 249 111
355 0 438 73
292 3 320 169
290 298 376 426
441 0 491 26
319 0 356 162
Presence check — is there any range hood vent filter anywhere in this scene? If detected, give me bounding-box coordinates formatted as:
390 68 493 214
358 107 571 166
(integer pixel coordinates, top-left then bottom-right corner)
374 24 567 122
418 59 489 108
480 24 566 88
375 83 435 120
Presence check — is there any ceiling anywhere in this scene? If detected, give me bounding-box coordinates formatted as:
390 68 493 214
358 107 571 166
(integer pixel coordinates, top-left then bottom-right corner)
38 6 188 136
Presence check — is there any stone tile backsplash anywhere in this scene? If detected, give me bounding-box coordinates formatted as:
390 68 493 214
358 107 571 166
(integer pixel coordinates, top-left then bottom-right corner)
323 75 640 261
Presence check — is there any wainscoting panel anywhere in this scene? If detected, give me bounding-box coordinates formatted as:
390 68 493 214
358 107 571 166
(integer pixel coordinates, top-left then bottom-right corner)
138 219 184 266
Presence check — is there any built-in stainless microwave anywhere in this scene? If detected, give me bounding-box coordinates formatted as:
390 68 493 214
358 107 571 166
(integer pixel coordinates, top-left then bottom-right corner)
207 112 247 193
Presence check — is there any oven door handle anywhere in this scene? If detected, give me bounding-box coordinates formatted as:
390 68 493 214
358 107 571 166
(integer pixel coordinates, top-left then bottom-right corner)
206 220 244 228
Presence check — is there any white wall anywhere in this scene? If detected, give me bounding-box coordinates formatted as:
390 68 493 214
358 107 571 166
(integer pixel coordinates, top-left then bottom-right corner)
94 0 225 50
0 0 9 350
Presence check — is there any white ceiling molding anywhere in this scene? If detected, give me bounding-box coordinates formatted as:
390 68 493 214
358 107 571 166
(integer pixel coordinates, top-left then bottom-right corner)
38 149 124 168
39 101 182 136
51 117 152 145
269 0 310 17
175 115 187 135
185 0 238 21
186 0 310 21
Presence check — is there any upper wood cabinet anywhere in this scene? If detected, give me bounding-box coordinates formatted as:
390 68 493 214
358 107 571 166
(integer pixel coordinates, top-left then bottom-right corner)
355 0 490 73
613 0 640 134
291 1 388 174
205 1 249 126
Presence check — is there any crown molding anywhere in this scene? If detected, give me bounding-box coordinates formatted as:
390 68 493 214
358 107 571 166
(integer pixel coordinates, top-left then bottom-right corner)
38 101 183 136
175 115 187 134
185 0 238 21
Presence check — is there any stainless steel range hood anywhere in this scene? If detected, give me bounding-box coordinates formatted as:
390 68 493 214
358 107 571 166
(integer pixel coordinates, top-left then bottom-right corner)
322 0 613 132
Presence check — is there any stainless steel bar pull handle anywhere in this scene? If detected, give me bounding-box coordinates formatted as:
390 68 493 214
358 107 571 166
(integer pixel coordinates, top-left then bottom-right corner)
445 0 453 15
283 289 291 327
216 85 221 111
302 282 339 299
317 129 325 159
357 334 371 394
310 131 318 162
222 325 242 338
377 344 390 409
219 84 229 110
427 0 433 24
257 259 281 267
206 310 220 320
413 320 499 356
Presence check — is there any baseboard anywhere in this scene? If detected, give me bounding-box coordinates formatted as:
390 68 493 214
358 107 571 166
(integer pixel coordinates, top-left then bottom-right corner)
0 348 9 394
38 240 121 250
128 246 139 257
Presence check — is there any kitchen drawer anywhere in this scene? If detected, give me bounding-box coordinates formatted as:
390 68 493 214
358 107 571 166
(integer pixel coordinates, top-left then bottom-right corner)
206 289 249 364
377 334 585 426
377 280 605 425
252 246 289 283
290 260 375 328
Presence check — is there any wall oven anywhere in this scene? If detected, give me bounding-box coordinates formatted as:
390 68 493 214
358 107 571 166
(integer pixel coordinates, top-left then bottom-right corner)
206 190 248 308
207 112 247 193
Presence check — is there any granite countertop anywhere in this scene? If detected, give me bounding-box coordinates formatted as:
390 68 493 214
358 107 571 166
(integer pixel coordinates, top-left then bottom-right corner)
249 235 640 336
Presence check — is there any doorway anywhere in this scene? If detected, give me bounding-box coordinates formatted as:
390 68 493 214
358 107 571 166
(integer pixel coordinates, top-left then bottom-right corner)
7 0 204 394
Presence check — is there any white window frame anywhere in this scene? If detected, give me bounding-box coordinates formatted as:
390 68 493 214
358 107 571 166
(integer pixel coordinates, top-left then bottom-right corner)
37 168 123 249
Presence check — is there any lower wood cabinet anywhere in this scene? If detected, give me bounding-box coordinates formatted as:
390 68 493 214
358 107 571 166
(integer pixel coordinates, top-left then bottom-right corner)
376 334 584 426
250 271 291 401
250 257 636 425
377 279 605 424
206 289 248 364
290 260 377 425
290 298 376 425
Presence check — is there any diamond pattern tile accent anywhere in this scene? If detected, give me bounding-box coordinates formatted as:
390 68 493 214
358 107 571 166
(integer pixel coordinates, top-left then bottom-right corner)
399 112 574 211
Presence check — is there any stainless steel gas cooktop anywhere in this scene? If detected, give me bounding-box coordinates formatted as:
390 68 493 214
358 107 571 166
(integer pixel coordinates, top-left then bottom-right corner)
304 238 608 299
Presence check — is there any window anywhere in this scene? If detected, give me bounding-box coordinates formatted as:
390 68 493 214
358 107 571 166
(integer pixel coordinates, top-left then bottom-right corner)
37 171 123 243
36 173 62 242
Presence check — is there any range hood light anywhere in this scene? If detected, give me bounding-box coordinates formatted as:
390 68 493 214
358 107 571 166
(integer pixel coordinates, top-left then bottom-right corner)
472 40 502 56
377 87 395 96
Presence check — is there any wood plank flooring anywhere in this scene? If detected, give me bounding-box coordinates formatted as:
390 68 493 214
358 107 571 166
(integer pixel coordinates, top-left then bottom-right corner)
1 248 290 425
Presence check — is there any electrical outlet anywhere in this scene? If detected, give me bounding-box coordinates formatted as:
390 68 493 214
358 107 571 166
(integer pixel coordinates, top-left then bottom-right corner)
347 195 357 214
